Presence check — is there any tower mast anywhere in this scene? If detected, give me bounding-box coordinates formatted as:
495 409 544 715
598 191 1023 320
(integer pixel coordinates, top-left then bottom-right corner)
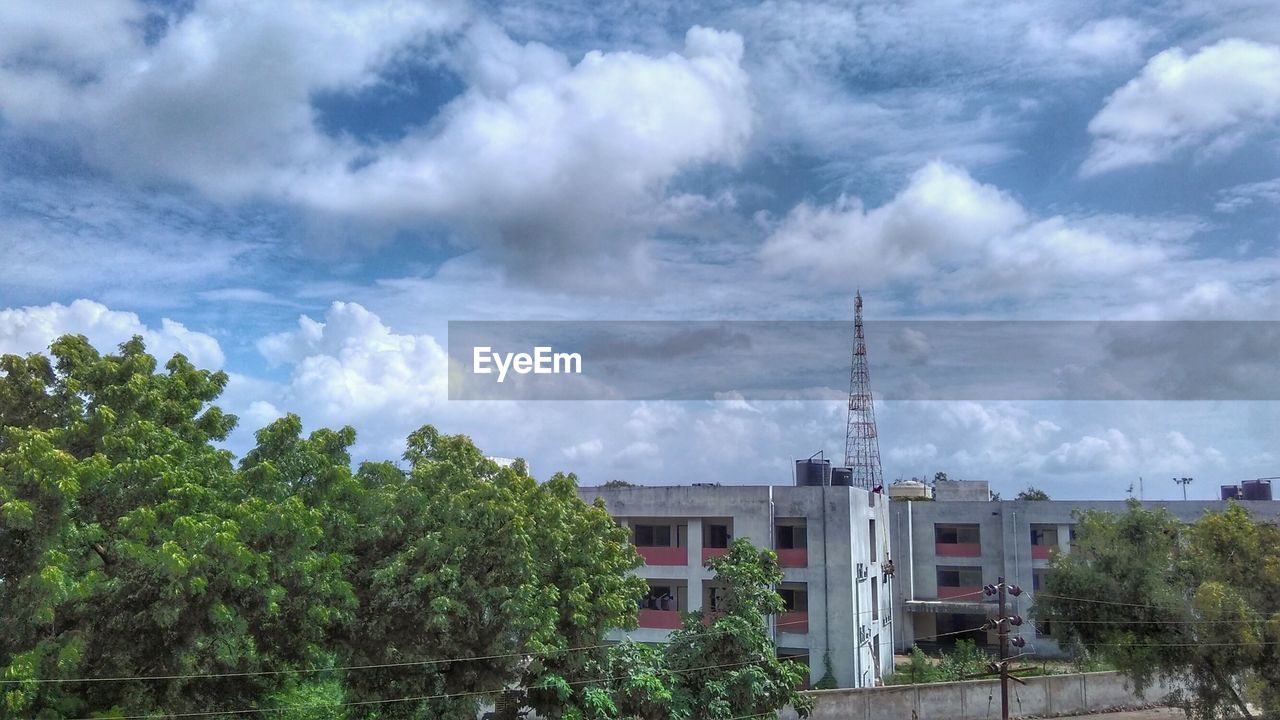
845 291 883 489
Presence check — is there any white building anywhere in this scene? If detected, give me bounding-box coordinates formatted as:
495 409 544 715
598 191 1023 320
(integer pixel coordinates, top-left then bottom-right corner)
889 482 1280 657
578 483 895 688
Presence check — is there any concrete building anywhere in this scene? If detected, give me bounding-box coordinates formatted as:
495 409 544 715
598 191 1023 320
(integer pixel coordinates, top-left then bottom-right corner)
579 484 895 689
889 487 1280 657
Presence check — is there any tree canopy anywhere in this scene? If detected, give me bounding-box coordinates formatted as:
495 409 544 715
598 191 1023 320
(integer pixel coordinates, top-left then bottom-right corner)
1015 486 1050 501
1035 500 1280 719
0 335 648 719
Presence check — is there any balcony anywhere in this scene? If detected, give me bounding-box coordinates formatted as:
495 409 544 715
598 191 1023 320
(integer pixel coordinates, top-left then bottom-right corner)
935 542 982 558
701 610 726 625
937 586 983 601
638 609 683 629
1031 545 1052 560
778 611 809 634
701 547 729 564
776 549 808 567
637 546 688 566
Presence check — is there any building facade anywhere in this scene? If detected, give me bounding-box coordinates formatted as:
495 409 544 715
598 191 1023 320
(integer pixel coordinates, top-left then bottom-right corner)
889 491 1280 657
579 484 895 689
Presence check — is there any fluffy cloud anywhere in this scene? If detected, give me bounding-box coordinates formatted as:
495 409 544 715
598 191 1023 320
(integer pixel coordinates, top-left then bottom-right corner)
0 299 224 368
296 24 752 287
1083 38 1280 175
1026 17 1154 70
0 2 751 289
255 302 448 440
759 161 1168 298
0 0 468 196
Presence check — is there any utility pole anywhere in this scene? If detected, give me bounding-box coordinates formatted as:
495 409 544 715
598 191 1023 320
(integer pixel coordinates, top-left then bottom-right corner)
1173 476 1193 501
984 578 1025 720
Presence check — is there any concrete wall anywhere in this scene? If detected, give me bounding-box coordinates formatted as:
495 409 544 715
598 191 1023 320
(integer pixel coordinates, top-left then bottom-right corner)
779 671 1174 720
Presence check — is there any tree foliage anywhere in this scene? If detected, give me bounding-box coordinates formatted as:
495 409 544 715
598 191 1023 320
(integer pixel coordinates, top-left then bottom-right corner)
1 336 351 717
1035 500 1280 719
1015 486 1050 501
663 539 813 720
1 336 648 719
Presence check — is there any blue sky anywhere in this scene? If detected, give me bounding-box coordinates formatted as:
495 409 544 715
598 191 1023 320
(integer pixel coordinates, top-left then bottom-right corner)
2 0 1279 499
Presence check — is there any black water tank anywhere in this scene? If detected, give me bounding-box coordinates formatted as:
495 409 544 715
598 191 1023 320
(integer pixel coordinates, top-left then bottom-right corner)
1221 485 1241 500
1242 479 1273 501
796 459 832 486
831 467 853 486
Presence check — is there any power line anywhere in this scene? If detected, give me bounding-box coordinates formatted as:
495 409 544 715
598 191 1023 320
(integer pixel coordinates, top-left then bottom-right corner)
65 652 816 720
3 616 815 686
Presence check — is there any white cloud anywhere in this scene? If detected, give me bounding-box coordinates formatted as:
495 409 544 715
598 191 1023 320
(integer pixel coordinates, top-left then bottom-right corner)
1215 176 1280 212
759 161 1168 298
0 299 224 368
1083 38 1280 175
1027 17 1155 70
0 0 470 197
296 24 752 287
0 176 270 306
0 3 751 289
562 438 604 460
256 302 448 434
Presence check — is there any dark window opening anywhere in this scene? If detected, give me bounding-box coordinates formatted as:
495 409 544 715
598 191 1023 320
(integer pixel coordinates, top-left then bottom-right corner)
936 566 983 587
935 524 980 544
634 524 673 547
705 523 730 548
776 522 808 550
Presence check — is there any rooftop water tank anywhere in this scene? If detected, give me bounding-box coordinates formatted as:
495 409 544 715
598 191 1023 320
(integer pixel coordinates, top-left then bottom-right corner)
831 467 853 487
1241 479 1273 501
888 480 932 499
796 458 832 486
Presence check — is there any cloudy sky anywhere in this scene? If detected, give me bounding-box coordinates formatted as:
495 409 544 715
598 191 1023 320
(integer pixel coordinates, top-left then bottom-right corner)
2 0 1279 499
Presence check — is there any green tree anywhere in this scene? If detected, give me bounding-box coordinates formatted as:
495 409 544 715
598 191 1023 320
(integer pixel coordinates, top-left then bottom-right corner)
1035 500 1280 719
0 336 351 717
333 426 647 720
1015 486 1051 501
664 539 813 719
508 472 647 720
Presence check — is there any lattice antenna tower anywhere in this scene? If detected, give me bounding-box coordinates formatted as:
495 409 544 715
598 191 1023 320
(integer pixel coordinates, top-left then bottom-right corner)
845 291 883 489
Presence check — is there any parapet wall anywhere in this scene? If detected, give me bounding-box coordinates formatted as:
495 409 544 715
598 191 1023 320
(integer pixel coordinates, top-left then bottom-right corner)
779 671 1173 720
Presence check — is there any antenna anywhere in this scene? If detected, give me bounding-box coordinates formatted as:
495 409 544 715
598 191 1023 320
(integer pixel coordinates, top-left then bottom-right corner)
844 291 883 490
1173 476 1193 501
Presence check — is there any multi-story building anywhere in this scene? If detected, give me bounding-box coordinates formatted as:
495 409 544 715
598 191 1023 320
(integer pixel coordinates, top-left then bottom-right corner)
889 481 1280 657
579 483 895 689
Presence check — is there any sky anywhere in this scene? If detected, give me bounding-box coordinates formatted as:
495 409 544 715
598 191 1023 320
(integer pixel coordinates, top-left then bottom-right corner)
1 0 1279 500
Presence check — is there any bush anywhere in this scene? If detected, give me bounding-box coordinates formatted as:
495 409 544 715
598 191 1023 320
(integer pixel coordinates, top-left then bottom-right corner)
937 640 989 681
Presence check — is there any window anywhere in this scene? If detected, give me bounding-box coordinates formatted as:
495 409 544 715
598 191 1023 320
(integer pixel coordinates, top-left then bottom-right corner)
1033 569 1050 592
643 584 675 610
634 524 673 547
871 577 879 620
705 522 730 549
1030 525 1059 546
705 584 727 612
778 584 808 612
1035 619 1053 637
776 521 807 550
935 524 980 544
869 519 877 563
936 566 983 588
